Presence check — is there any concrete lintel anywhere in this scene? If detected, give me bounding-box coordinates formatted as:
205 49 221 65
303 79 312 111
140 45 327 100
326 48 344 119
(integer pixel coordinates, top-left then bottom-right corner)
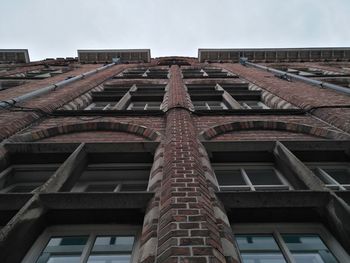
216 191 329 209
39 192 154 210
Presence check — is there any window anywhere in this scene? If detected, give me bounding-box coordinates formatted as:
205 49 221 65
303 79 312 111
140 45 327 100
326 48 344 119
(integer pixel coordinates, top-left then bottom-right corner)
307 163 350 191
0 67 71 80
239 101 270 109
22 225 139 263
193 101 228 110
181 68 237 78
187 83 272 111
84 102 118 110
0 164 60 193
213 164 291 191
115 68 168 79
127 101 161 110
83 84 165 111
233 224 350 263
71 163 150 192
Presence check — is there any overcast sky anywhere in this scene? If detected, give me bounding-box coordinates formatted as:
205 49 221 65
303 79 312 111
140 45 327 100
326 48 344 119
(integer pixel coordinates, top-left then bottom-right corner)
1 0 349 61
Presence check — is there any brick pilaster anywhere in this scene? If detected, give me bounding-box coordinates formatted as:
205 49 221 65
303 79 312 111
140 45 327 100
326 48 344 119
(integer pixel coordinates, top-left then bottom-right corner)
156 66 226 262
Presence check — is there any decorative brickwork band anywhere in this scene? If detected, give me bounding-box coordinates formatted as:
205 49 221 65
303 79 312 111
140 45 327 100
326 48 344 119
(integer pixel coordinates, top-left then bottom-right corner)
199 120 350 141
8 121 162 142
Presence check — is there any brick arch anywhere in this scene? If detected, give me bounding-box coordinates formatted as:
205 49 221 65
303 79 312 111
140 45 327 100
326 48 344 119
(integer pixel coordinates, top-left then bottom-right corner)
9 121 162 142
199 121 350 140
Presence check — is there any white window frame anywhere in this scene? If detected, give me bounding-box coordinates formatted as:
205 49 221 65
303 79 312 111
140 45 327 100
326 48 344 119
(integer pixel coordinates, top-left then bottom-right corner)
193 101 228 110
307 162 350 191
239 101 270 109
213 163 292 191
72 180 149 192
22 224 141 263
84 102 116 110
232 223 350 263
127 101 161 110
71 163 151 192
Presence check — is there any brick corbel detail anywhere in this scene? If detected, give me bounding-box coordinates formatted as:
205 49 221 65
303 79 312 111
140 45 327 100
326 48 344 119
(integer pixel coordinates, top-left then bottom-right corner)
155 65 228 263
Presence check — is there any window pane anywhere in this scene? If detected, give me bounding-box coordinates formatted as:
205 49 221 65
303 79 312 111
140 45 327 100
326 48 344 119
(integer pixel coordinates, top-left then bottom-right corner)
92 236 134 251
216 170 246 185
245 169 283 185
323 169 350 184
193 101 206 106
194 106 208 110
36 236 88 263
87 236 134 263
241 253 287 263
87 255 131 263
46 256 81 263
208 101 221 107
282 234 339 263
236 235 286 263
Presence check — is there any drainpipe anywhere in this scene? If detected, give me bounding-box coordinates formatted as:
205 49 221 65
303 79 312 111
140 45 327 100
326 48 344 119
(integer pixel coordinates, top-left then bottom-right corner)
239 58 350 95
0 62 117 109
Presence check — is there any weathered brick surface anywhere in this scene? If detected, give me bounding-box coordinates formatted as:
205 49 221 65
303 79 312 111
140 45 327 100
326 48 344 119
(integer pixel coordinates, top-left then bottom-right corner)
2 57 350 263
216 63 350 133
0 63 140 141
11 117 165 142
157 65 226 263
0 64 98 101
194 115 349 141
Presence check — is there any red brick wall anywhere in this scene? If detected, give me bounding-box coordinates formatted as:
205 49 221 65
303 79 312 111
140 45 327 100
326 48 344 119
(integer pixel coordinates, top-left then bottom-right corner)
216 63 350 133
0 63 141 141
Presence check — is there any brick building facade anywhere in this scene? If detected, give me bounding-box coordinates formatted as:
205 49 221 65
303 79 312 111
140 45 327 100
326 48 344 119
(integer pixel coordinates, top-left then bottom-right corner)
0 48 350 262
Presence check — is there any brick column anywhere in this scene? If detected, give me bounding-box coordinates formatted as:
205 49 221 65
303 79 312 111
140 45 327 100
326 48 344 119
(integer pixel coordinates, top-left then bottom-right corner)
156 65 226 263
